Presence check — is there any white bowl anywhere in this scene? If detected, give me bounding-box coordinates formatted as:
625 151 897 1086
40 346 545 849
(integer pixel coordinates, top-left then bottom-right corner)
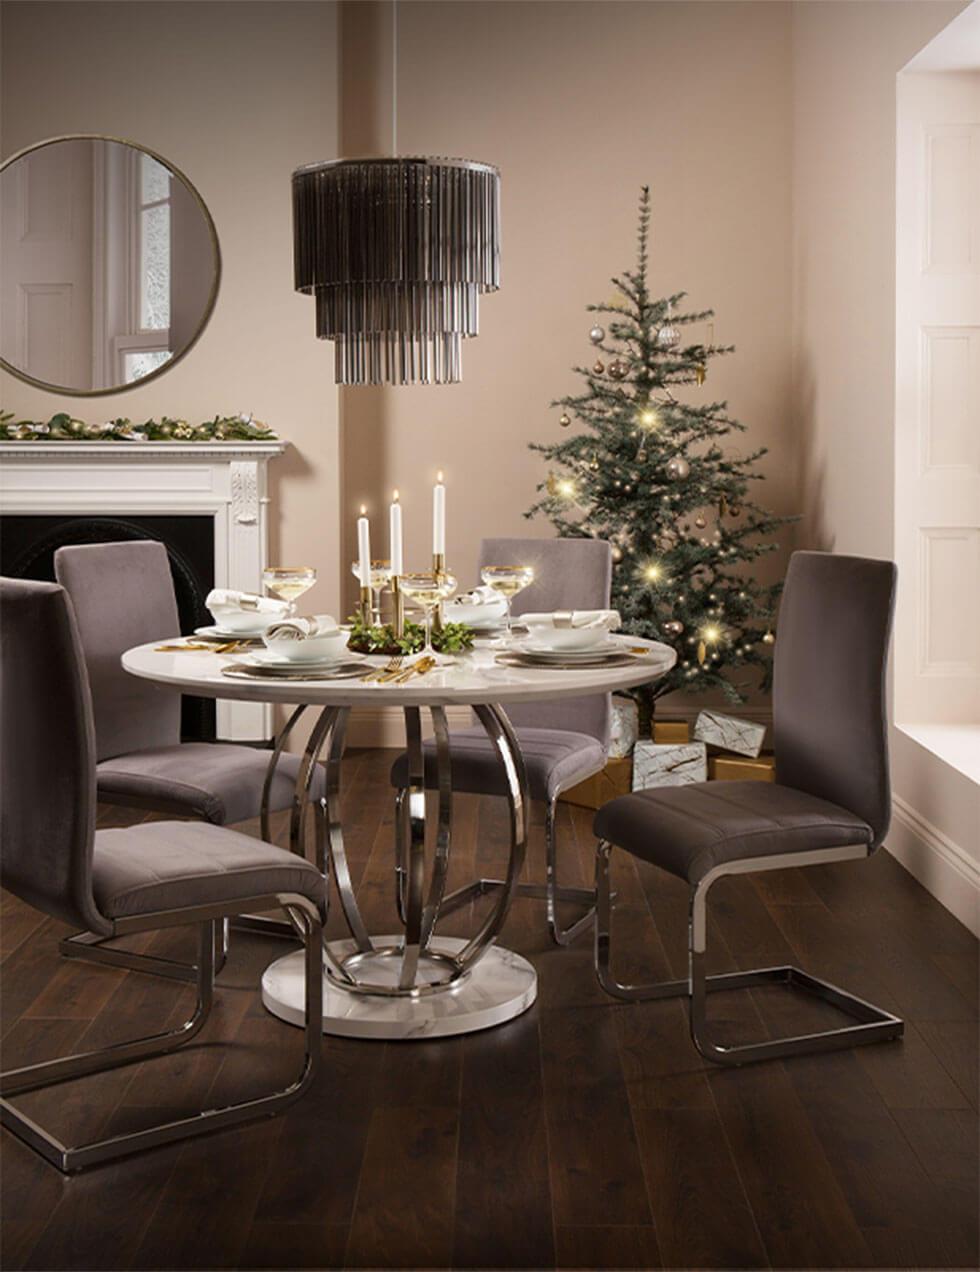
523 623 609 652
262 629 349 662
207 607 273 634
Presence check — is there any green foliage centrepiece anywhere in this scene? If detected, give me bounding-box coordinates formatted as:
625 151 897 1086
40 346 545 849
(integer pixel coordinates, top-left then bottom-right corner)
527 187 794 727
346 614 475 657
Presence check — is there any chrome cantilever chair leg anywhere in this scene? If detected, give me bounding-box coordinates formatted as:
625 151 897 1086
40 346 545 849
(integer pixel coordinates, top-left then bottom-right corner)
594 839 904 1066
1 893 323 1173
394 785 600 945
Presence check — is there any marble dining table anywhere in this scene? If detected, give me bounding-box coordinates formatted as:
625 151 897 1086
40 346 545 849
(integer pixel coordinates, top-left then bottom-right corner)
121 635 676 1039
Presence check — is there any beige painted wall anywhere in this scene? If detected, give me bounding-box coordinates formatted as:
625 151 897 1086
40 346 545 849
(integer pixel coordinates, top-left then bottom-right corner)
792 0 978 931
0 0 343 617
348 0 798 672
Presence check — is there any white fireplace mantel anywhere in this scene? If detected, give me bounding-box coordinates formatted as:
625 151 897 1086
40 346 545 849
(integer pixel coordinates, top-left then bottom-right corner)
0 439 287 741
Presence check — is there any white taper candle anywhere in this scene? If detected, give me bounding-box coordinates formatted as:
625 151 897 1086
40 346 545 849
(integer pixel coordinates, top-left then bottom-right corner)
357 506 371 589
389 491 404 576
433 470 446 557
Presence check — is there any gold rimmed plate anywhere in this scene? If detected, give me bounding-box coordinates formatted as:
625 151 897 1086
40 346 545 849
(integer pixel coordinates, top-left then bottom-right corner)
221 662 367 682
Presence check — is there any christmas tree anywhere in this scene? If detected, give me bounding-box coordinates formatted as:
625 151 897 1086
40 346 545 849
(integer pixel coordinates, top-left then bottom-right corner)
527 187 792 730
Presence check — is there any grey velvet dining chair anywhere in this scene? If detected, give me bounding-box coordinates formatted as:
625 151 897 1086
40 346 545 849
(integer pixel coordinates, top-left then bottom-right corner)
0 578 325 1173
390 536 613 945
54 539 324 981
593 551 904 1065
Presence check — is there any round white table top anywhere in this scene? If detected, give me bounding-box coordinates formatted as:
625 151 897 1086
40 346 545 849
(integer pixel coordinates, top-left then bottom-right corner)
122 635 676 707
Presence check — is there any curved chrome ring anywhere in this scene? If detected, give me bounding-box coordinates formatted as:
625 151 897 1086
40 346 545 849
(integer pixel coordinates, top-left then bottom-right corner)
260 704 307 842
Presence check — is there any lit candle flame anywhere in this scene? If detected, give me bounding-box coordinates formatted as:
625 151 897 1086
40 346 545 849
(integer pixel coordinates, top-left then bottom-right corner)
393 489 399 502
359 504 367 515
437 470 444 483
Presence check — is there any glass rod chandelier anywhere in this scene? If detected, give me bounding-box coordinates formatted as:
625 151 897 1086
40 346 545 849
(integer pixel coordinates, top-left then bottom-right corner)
292 156 501 386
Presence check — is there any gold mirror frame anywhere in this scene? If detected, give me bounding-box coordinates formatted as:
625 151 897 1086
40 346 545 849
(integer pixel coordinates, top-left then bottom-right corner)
0 134 221 397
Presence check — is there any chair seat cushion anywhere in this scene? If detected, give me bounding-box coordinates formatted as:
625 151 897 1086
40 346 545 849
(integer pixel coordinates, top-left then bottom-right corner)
389 727 606 803
96 743 325 826
93 821 325 920
594 781 873 885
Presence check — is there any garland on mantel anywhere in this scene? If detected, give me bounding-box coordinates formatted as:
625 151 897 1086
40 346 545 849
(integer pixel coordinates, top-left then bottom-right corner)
0 410 279 442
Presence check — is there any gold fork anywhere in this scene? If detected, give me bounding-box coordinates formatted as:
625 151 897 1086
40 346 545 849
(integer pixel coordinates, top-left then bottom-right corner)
389 655 437 684
361 654 404 682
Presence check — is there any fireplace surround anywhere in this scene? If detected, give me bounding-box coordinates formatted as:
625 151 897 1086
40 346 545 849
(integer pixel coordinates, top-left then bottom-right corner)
0 438 286 741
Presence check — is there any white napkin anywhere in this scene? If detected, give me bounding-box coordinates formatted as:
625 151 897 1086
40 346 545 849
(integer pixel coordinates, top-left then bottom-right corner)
445 586 508 624
206 588 289 618
265 614 339 641
522 609 622 631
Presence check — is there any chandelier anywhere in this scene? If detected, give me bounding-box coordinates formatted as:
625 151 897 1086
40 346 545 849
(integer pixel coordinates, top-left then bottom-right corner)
292 156 501 386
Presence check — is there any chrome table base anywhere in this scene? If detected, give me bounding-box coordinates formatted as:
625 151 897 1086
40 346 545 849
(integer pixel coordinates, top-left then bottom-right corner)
261 701 539 1039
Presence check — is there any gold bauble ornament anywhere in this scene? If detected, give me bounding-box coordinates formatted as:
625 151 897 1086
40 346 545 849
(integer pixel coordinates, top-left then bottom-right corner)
14 424 34 440
663 620 684 637
694 514 706 529
695 363 706 385
665 456 690 481
68 418 85 435
762 629 775 645
158 421 174 437
636 448 647 463
697 640 707 666
559 412 571 428
610 545 623 563
729 504 742 518
589 455 600 472
592 359 605 376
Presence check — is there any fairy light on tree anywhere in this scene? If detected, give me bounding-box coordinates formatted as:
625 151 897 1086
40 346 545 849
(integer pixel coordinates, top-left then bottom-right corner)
528 187 793 732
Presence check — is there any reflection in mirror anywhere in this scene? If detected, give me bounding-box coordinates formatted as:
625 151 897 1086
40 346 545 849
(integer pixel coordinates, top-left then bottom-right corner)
0 136 220 394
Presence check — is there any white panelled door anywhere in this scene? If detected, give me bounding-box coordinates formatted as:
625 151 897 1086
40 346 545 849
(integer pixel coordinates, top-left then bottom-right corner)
896 70 980 723
0 138 94 389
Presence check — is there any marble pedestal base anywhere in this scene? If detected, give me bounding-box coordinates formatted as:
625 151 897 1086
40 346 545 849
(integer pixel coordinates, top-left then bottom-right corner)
262 936 537 1040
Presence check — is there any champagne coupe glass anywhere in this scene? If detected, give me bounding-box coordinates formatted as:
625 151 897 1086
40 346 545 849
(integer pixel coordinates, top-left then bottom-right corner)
480 564 535 637
350 559 392 626
399 571 458 661
262 566 316 617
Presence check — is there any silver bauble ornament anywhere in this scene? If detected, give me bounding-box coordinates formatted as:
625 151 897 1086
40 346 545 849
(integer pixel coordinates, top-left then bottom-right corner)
589 324 605 345
559 412 571 428
762 630 775 645
657 323 681 350
663 620 684 637
666 456 690 481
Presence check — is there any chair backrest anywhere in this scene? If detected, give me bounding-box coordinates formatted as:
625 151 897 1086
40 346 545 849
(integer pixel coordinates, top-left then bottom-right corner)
55 540 182 761
0 579 109 934
478 537 612 744
774 551 896 848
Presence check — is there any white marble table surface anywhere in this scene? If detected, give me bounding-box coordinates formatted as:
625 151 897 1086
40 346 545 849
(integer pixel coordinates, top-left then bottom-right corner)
121 635 676 706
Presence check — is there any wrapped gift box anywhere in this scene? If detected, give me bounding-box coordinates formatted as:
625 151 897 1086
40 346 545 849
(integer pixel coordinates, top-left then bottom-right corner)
609 696 639 758
558 757 633 811
653 719 690 743
709 753 775 783
693 709 766 758
632 740 707 789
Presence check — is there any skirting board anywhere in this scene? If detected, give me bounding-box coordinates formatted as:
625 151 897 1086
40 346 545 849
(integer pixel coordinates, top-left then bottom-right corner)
347 705 473 748
887 795 980 937
346 703 771 750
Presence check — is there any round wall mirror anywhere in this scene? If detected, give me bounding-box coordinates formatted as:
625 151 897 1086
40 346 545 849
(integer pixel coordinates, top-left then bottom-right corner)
0 135 220 395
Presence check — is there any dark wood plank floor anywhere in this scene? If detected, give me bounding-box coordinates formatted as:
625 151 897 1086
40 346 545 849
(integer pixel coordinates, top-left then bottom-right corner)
2 748 977 1271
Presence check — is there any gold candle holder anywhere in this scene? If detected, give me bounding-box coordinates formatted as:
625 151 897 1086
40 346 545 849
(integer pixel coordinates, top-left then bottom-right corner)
359 585 372 626
432 552 446 633
390 575 405 638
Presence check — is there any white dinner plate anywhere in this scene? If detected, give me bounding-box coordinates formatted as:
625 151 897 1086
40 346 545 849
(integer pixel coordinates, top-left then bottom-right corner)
195 623 270 641
243 649 359 671
512 638 619 662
